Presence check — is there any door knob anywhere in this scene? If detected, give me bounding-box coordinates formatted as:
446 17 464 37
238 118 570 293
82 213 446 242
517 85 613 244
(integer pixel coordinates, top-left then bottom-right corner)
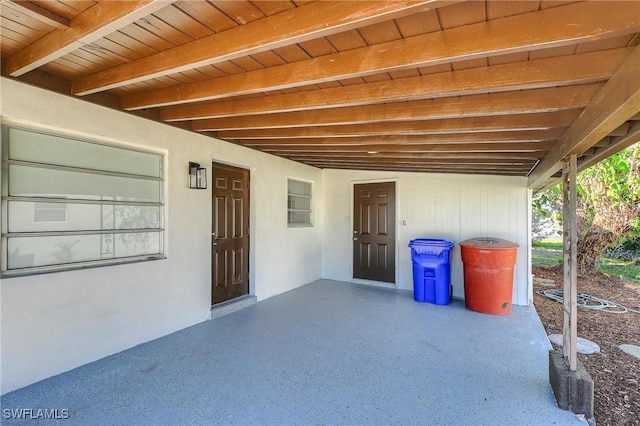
353 237 358 241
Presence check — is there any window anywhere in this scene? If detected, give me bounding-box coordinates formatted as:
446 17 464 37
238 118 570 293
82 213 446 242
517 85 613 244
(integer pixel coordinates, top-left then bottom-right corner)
2 126 165 275
287 178 312 227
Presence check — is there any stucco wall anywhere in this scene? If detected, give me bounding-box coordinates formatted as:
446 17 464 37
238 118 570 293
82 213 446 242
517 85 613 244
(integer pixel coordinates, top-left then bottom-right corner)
322 169 532 305
0 78 324 394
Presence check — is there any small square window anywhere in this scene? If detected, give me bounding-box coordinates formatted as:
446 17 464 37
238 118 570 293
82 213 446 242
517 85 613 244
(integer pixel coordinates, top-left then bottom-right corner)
287 179 312 227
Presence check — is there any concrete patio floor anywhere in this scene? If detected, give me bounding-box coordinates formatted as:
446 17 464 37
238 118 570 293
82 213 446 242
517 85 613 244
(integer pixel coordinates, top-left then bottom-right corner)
1 279 583 425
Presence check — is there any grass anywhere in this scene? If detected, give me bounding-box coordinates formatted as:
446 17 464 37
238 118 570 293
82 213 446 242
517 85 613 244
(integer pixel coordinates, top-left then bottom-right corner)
600 258 640 285
532 240 640 285
532 239 563 251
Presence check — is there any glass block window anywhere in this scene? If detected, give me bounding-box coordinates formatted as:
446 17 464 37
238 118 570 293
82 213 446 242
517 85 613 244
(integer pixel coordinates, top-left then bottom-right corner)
2 126 165 275
287 178 312 227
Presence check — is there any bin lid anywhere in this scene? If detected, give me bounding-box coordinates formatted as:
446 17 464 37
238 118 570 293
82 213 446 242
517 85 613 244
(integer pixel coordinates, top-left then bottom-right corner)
409 238 454 248
459 237 519 249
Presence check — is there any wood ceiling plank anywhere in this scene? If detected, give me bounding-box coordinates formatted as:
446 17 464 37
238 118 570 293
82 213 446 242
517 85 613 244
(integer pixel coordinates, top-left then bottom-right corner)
529 44 640 190
213 1 265 25
358 19 402 44
325 29 368 51
7 0 70 28
292 156 534 165
577 121 640 172
124 1 640 111
436 0 486 28
236 129 564 146
29 0 92 18
72 0 448 95
135 13 193 46
161 48 628 120
192 84 600 131
240 141 554 152
395 9 441 37
272 151 542 160
216 111 580 139
173 0 237 32
575 33 636 54
251 1 297 17
297 37 338 57
152 4 213 40
487 1 540 19
6 0 172 77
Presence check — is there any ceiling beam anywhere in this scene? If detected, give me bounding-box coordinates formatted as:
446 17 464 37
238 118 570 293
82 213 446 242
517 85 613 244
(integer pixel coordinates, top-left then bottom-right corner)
72 0 450 96
215 111 579 139
5 0 171 77
278 152 541 160
192 84 600 131
5 0 70 29
163 48 631 121
293 157 533 165
237 142 554 153
528 45 640 190
121 1 640 110
236 130 564 146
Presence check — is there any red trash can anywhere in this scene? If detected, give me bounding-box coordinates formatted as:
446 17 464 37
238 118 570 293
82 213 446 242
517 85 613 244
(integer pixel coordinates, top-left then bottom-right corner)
459 237 519 315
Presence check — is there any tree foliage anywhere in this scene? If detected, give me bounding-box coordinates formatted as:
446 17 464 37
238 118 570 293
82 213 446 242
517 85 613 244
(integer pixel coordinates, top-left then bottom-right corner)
533 143 640 274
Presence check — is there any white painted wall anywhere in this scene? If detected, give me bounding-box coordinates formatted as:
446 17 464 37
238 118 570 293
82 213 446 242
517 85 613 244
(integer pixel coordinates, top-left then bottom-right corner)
0 78 533 395
0 78 324 394
322 169 532 305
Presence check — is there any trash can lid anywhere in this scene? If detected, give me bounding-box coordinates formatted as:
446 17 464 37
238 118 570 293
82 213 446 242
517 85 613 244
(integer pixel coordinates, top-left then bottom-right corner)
459 237 519 249
408 238 454 248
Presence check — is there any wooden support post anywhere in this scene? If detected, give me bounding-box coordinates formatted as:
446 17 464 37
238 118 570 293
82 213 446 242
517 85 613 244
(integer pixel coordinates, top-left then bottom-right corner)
562 154 578 371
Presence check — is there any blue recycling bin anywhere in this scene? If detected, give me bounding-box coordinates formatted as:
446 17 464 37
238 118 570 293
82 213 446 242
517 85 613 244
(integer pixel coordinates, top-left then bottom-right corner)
409 239 454 305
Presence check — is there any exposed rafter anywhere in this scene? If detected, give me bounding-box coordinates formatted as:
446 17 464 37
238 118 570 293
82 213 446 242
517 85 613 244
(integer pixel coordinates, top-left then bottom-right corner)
72 0 452 96
192 85 600 131
120 1 640 110
528 45 640 190
5 0 70 29
6 0 172 77
163 48 631 121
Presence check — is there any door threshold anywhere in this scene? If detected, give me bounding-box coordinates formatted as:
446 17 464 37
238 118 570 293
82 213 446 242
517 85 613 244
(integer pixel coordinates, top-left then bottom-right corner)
209 295 257 320
351 279 397 289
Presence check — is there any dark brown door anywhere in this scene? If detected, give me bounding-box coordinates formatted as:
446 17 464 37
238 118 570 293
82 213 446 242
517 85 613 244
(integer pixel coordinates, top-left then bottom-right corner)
353 182 396 283
212 163 250 305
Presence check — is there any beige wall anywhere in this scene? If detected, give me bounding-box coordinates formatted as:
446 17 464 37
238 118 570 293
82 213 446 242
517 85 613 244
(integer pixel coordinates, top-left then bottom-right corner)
321 169 532 305
0 78 324 394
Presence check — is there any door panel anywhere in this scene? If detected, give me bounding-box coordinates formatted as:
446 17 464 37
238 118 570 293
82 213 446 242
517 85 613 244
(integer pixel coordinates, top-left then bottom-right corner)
353 182 396 283
212 163 249 305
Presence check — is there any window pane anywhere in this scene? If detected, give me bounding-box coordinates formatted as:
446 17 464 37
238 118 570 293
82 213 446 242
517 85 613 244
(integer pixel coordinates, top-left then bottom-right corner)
288 179 311 196
9 201 161 232
9 128 161 178
288 195 311 210
9 165 161 202
288 211 311 225
7 233 161 269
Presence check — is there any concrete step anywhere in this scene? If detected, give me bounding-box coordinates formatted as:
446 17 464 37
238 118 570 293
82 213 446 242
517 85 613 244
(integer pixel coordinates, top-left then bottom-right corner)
209 295 257 320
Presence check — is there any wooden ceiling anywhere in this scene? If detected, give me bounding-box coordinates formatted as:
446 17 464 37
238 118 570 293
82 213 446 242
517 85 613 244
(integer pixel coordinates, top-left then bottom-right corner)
1 0 639 191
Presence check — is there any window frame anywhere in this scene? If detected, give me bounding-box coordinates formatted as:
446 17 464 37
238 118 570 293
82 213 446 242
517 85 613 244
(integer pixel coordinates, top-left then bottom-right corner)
1 125 166 277
287 178 313 228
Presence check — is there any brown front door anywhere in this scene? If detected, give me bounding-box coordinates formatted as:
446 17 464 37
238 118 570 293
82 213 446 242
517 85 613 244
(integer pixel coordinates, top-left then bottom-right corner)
353 182 396 283
212 163 250 305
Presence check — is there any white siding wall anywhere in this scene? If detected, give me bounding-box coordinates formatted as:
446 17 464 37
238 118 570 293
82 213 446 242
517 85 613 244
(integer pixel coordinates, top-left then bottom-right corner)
322 169 532 305
0 78 324 394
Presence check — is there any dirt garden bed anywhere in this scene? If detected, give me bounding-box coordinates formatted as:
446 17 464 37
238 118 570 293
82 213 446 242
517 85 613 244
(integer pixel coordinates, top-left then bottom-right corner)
533 265 640 425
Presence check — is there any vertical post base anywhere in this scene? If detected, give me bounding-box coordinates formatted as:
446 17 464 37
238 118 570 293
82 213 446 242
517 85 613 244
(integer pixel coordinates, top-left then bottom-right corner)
548 350 595 425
